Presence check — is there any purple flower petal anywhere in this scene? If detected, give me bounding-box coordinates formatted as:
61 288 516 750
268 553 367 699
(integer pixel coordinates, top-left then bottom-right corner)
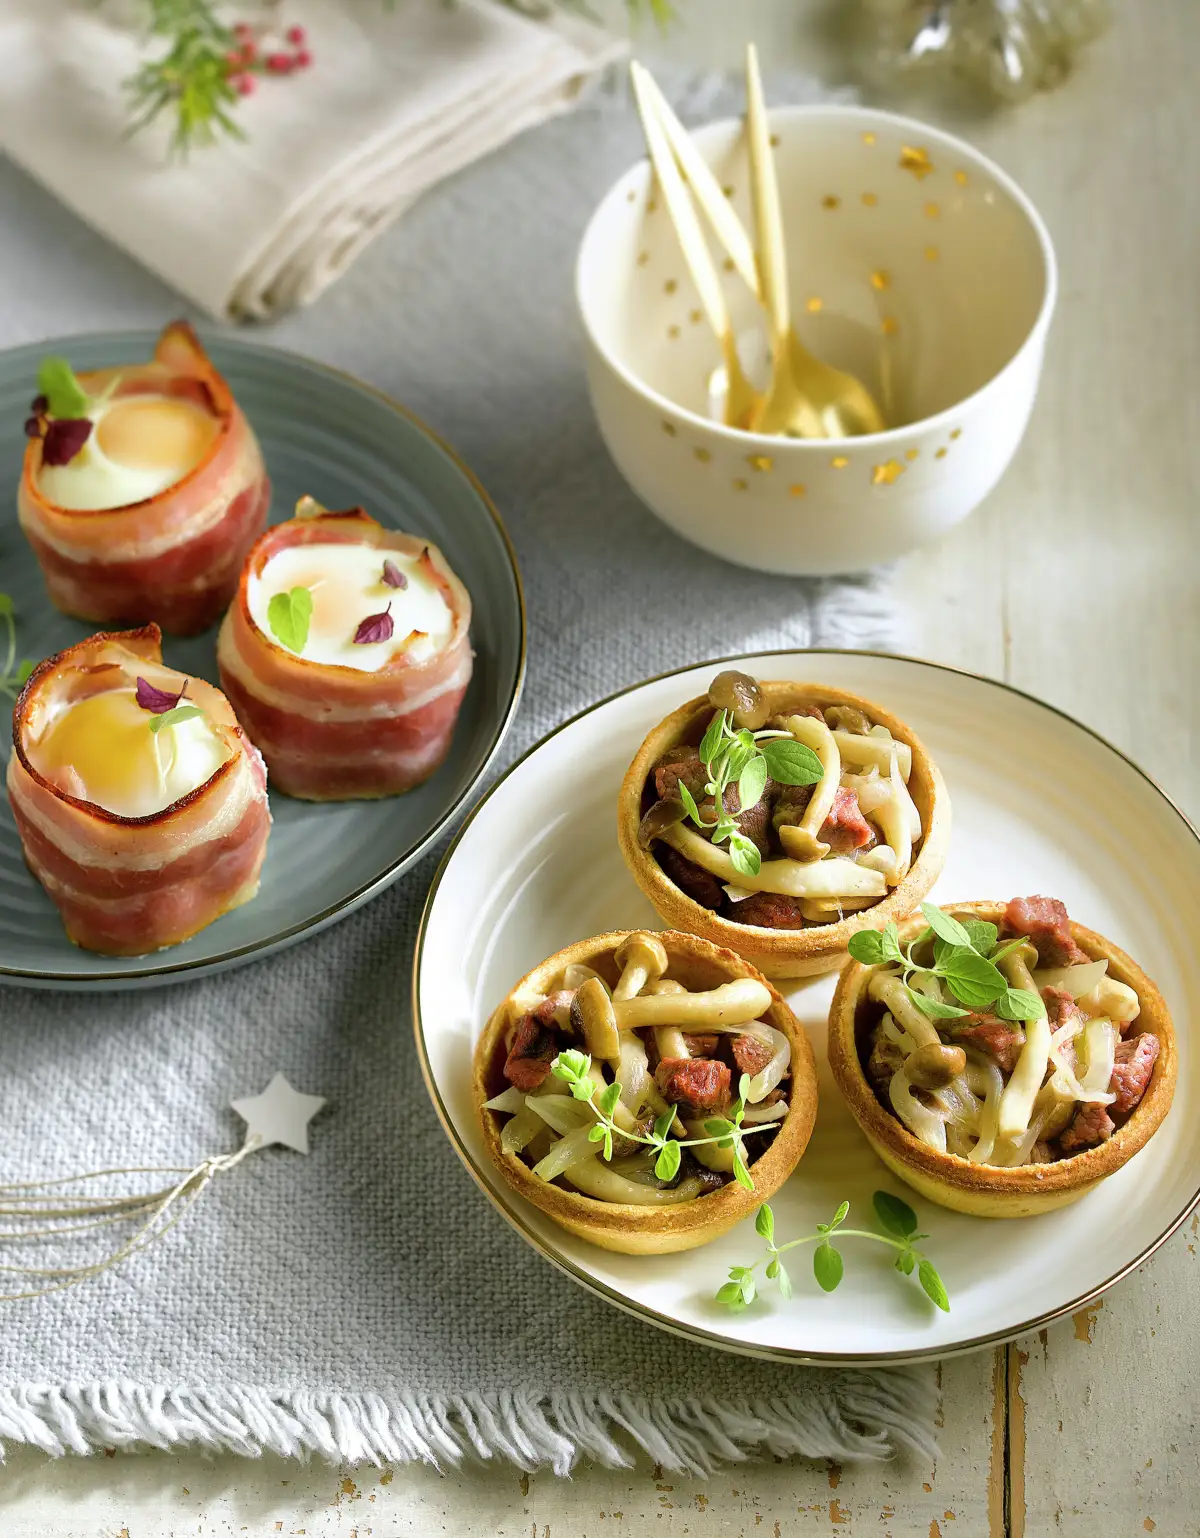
135 676 187 714
23 416 42 439
353 603 394 645
381 559 408 590
41 418 92 467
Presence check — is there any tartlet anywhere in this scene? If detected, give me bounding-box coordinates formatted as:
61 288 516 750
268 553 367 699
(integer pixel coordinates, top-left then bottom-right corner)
827 901 1177 1217
473 929 818 1254
617 673 950 980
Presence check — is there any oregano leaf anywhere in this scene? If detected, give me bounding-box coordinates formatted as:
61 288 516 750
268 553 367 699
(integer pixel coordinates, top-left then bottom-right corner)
873 1190 919 1238
813 1243 844 1292
267 586 313 654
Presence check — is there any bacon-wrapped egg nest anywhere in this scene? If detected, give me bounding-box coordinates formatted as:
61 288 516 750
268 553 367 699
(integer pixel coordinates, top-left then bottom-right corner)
216 498 473 801
6 626 271 956
18 322 270 637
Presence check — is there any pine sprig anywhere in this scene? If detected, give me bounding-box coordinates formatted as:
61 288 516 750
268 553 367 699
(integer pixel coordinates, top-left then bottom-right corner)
717 1191 951 1312
125 0 243 157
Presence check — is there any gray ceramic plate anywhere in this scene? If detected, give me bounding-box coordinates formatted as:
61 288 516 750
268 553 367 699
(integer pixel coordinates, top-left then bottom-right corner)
0 330 525 989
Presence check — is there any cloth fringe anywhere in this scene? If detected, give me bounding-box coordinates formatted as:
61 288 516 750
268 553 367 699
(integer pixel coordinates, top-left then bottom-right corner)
0 1370 937 1474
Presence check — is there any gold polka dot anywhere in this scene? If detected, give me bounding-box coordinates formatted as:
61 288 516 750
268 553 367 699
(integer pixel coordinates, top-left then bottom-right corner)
661 422 677 437
637 251 650 267
747 455 773 472
722 257 735 273
694 447 711 463
805 297 823 314
664 279 677 294
935 447 948 459
861 192 878 208
899 145 935 180
871 459 905 486
954 169 969 186
924 245 940 262
822 194 841 210
950 428 963 440
732 477 748 491
870 270 891 291
831 455 849 470
667 324 680 338
769 134 781 148
626 188 636 203
647 196 658 213
905 448 920 461
924 201 941 218
881 316 899 336
788 483 807 497
689 309 703 324
722 185 735 199
862 131 877 146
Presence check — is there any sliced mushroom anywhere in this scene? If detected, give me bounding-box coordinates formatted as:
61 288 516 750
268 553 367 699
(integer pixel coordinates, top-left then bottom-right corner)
905 1042 967 1090
613 932 669 1001
638 798 686 849
570 977 622 1062
824 704 874 735
707 670 769 730
574 974 772 1042
645 979 686 996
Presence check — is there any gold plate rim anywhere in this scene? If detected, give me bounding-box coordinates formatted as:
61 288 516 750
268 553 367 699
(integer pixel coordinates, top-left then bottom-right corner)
412 646 1200 1367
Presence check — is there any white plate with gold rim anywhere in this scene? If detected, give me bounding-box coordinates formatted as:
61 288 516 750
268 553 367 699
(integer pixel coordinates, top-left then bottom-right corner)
413 651 1199 1364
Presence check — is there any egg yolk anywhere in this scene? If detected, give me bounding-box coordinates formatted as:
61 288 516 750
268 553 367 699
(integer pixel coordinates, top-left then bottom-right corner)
30 688 228 819
94 396 219 474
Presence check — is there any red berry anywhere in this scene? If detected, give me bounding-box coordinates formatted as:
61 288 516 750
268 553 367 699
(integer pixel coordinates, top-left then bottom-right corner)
266 51 292 73
293 48 312 67
233 21 252 38
286 25 306 44
234 73 256 95
241 40 258 61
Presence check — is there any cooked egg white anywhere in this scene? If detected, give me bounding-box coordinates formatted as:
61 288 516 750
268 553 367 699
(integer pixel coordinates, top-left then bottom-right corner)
29 686 230 818
247 542 453 671
36 394 219 512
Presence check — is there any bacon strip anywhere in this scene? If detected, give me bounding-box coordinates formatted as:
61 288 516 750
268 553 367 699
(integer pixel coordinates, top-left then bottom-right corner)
216 501 473 801
18 322 270 637
6 626 271 956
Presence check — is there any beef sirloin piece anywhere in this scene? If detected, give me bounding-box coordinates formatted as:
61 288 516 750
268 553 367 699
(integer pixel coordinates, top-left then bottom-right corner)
730 1033 775 1078
1059 1101 1115 1152
652 745 708 803
654 1056 731 1112
866 1027 905 1095
503 1015 558 1091
655 843 725 910
1109 1033 1160 1114
948 1015 1026 1074
818 787 874 854
728 891 809 929
771 783 815 832
1002 895 1090 966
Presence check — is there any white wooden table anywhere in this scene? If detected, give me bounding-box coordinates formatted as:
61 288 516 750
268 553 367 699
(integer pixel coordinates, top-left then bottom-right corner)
3 2 1197 1531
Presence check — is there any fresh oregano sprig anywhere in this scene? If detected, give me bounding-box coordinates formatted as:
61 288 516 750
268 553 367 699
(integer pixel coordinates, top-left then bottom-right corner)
847 902 1047 1023
678 709 823 879
717 1191 950 1312
551 1049 772 1191
0 594 36 701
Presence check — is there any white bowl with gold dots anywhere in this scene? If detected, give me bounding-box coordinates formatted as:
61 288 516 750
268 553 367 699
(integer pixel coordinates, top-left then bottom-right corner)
576 105 1056 575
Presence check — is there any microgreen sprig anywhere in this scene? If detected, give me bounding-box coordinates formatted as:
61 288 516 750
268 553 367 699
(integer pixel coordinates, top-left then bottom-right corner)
0 595 36 701
848 902 1047 1023
267 587 313 654
680 710 823 879
551 1049 771 1191
718 1191 950 1312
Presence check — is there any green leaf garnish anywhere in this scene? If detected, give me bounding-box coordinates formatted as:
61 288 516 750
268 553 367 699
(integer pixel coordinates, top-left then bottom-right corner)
716 1191 949 1315
727 830 761 878
962 919 999 955
37 357 90 419
267 587 313 654
995 987 1047 1023
759 736 824 786
148 704 205 734
936 946 1008 1009
919 902 974 949
909 991 971 1020
0 594 38 702
654 1139 682 1182
918 1259 950 1313
737 755 768 818
872 1190 918 1238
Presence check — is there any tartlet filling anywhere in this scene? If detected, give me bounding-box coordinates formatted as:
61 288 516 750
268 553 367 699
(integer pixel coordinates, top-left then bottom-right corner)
485 933 791 1204
640 671 924 929
856 896 1160 1167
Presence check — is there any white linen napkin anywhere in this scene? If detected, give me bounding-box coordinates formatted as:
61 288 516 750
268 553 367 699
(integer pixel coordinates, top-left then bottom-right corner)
0 0 624 321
